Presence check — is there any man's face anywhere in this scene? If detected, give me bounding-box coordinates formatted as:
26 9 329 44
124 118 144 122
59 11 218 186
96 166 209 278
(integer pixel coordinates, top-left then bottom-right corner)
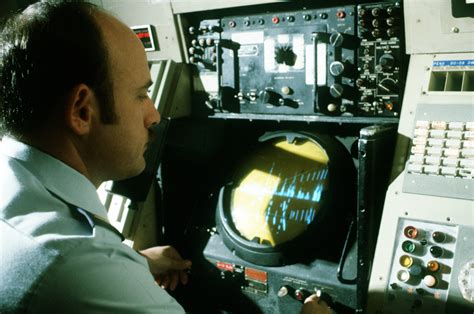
88 13 160 182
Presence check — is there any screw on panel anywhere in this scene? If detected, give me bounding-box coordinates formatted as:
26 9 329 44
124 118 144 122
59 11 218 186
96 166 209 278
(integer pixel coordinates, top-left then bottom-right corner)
452 27 460 33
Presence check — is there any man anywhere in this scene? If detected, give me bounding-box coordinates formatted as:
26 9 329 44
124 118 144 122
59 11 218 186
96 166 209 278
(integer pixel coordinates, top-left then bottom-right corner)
0 1 330 313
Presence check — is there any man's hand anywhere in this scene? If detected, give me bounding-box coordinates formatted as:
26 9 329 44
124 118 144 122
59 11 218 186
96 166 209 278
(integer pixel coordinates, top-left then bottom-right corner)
301 294 333 314
138 245 192 291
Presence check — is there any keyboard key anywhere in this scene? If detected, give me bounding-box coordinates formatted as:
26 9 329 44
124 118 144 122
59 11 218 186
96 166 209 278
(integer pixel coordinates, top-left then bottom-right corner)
414 128 429 137
407 164 423 173
461 149 474 158
431 121 447 130
410 154 424 164
425 156 441 165
428 138 444 147
444 148 460 157
442 158 458 166
411 145 426 154
415 120 430 128
430 130 445 138
463 140 474 148
424 165 439 174
440 167 457 176
448 122 464 130
447 130 463 139
445 139 461 148
427 147 442 155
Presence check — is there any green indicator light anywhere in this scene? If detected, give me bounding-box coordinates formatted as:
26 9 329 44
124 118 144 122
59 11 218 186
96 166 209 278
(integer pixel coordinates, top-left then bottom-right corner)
402 240 416 253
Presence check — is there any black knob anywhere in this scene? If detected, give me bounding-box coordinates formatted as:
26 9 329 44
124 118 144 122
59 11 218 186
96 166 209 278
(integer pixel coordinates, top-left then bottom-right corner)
330 83 344 98
330 61 356 77
386 28 398 38
372 19 383 28
329 32 345 47
329 61 345 77
371 7 382 17
386 17 399 26
371 29 382 38
432 231 446 243
330 84 357 100
303 14 312 21
329 32 359 49
430 246 444 258
259 90 282 106
379 54 395 71
387 6 400 16
287 16 295 22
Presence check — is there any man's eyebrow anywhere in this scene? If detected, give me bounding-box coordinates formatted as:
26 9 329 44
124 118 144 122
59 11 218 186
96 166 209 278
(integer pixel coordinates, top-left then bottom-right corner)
137 80 154 91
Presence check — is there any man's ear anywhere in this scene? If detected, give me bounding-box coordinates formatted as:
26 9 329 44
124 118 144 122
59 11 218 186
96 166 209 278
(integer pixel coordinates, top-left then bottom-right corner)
64 84 96 136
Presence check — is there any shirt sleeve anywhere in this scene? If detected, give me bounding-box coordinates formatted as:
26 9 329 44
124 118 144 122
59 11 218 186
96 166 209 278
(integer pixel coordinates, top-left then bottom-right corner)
27 238 185 314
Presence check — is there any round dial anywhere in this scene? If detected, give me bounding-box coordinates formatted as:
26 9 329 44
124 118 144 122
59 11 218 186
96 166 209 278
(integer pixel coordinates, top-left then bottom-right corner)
458 260 474 303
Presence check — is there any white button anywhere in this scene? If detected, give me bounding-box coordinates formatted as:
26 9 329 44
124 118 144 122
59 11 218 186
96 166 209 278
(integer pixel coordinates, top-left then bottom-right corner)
428 138 444 147
463 141 474 148
407 164 423 173
427 147 442 155
442 158 458 166
447 130 463 139
460 159 474 168
449 122 464 130
423 275 438 288
445 139 461 148
444 148 460 157
431 121 447 130
464 131 474 139
461 149 474 157
414 128 429 137
413 137 427 146
410 154 424 164
424 165 439 174
441 167 457 176
430 130 445 138
466 122 474 130
411 145 426 155
415 120 430 128
425 156 441 165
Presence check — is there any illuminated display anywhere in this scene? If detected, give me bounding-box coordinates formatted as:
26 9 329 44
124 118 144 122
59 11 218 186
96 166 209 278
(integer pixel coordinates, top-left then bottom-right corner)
229 137 329 247
131 25 157 51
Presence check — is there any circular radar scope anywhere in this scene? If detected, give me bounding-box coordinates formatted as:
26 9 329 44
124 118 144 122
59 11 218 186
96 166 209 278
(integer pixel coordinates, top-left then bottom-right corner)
216 131 356 266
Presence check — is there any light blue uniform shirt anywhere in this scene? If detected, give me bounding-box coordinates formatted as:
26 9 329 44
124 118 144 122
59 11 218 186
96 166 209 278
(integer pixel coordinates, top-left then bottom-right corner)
0 137 185 313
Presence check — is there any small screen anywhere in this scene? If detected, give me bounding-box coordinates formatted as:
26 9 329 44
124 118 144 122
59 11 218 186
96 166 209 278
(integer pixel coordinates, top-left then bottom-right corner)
229 137 329 247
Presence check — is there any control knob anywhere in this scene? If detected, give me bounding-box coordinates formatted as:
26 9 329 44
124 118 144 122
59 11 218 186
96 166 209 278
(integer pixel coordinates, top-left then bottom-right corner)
330 83 357 100
329 31 359 49
329 61 356 77
378 53 395 71
258 90 282 106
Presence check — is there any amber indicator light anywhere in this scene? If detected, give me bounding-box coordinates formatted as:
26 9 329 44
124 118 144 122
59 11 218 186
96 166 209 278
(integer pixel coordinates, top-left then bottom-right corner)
427 260 440 272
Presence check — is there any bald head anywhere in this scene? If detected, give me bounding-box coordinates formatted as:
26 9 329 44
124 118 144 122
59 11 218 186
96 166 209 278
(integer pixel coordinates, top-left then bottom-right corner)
0 1 117 137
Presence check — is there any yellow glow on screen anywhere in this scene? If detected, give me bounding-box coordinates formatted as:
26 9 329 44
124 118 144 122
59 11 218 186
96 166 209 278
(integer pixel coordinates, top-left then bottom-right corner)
230 138 329 247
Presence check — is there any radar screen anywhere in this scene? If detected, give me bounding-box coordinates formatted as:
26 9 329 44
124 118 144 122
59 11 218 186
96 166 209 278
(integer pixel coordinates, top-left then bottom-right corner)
229 136 329 247
216 131 355 266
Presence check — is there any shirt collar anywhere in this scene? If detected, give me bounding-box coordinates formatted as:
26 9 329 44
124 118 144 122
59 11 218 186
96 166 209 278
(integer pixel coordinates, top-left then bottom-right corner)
0 136 109 221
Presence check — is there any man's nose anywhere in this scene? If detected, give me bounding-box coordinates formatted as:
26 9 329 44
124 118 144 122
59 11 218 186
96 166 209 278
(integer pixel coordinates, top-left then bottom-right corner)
144 100 161 129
